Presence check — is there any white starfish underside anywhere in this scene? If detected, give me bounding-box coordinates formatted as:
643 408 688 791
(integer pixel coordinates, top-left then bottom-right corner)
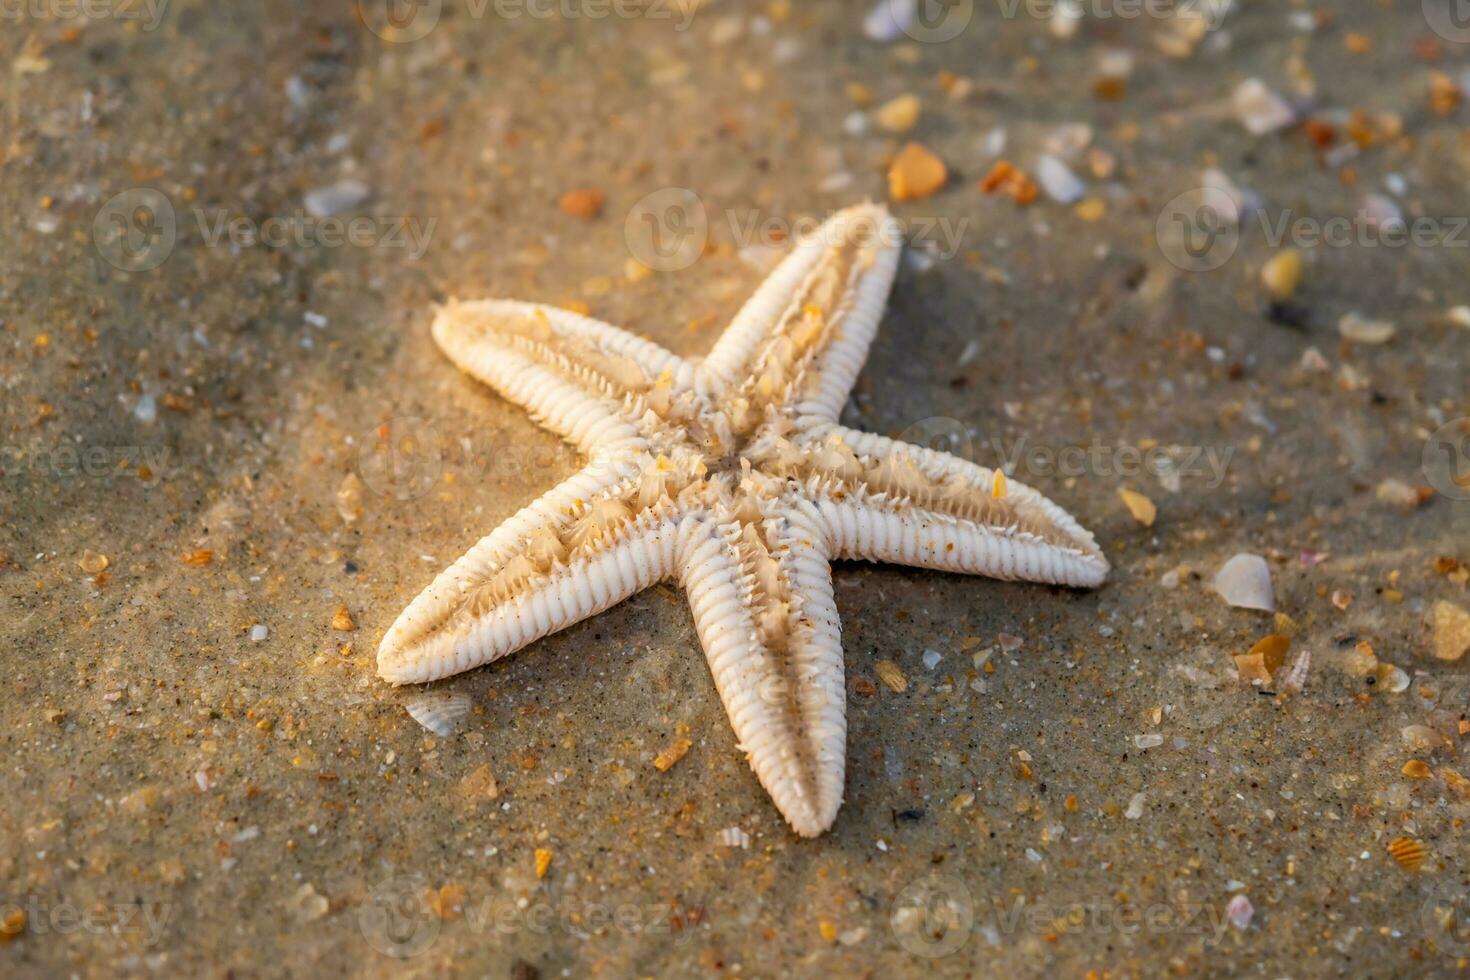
380 203 1107 837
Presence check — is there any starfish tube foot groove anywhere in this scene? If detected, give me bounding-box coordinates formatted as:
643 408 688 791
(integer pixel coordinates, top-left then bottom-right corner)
379 203 1107 837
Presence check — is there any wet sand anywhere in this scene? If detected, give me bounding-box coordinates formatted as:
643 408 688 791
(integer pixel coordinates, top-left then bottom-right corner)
2 2 1469 975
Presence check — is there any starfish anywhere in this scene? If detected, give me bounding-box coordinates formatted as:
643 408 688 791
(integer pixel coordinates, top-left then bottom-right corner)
379 203 1107 837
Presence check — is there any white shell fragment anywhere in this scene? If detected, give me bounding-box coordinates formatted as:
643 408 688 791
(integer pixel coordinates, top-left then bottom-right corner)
862 0 913 43
405 690 474 737
1232 78 1295 135
378 203 1108 837
1215 553 1275 612
303 178 371 218
1035 154 1085 204
1226 894 1254 931
718 826 751 849
1338 312 1397 345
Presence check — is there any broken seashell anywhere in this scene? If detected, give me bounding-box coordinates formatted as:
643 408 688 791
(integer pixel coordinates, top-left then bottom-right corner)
1232 78 1295 135
1338 312 1396 345
1387 836 1427 871
1215 553 1275 612
405 691 474 737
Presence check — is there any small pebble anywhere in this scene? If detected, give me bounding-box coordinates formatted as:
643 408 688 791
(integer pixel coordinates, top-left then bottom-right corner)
287 883 329 924
1233 78 1295 135
1050 0 1083 39
1226 894 1254 931
303 179 370 218
1124 792 1146 819
862 0 913 43
1338 312 1396 345
1260 249 1304 301
1431 600 1470 662
249 624 269 642
1118 488 1157 527
1375 478 1421 508
1034 154 1084 204
558 188 605 220
886 142 947 202
874 94 920 133
78 550 109 574
1359 193 1405 232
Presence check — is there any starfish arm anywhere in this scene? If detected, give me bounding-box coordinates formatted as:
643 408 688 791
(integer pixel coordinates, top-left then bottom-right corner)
432 299 699 454
378 459 682 684
787 424 1108 588
676 498 846 837
699 204 903 424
